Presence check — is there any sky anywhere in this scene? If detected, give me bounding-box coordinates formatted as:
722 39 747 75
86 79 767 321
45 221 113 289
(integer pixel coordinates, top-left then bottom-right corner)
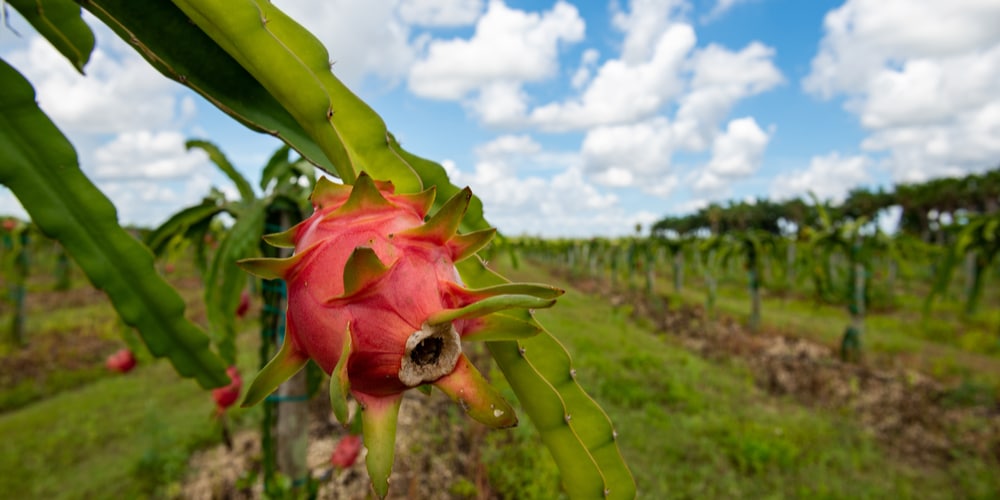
1 0 999 237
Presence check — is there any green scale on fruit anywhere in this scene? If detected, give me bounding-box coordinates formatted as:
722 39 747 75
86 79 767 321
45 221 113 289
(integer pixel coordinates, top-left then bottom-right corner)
238 172 562 498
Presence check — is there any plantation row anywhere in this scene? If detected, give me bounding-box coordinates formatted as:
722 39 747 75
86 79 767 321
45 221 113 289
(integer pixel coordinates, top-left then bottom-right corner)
506 198 1000 363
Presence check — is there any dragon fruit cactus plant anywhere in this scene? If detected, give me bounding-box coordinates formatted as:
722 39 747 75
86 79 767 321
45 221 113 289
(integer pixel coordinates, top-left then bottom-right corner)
239 173 562 497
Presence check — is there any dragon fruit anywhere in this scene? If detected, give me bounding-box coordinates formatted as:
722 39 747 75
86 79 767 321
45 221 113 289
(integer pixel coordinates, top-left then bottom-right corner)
330 434 363 470
235 290 251 319
212 366 242 412
239 173 561 497
105 348 136 373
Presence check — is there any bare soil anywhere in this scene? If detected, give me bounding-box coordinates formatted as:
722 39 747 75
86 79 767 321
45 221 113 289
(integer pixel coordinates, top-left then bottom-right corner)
559 269 1000 468
180 384 496 500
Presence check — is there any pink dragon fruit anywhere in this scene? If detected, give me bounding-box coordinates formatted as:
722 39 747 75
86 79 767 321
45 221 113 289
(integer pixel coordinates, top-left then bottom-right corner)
212 366 242 412
105 348 136 373
330 434 363 470
239 173 561 497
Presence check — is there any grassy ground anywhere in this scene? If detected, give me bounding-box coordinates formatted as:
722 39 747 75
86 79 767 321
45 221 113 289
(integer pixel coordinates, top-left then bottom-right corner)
0 256 262 499
2 252 998 498
0 336 260 499
671 271 1000 390
491 260 1000 499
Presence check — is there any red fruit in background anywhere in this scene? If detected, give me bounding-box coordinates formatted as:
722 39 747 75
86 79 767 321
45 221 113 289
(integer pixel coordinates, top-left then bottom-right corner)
235 291 251 318
1 218 15 232
105 348 136 373
164 263 175 274
212 366 243 411
330 434 362 469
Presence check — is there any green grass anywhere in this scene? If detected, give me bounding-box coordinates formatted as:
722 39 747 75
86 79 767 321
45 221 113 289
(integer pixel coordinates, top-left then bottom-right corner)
489 261 1000 499
666 272 1000 390
0 334 260 499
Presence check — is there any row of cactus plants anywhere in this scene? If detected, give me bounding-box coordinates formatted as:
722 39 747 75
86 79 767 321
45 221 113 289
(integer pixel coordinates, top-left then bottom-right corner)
0 1 633 497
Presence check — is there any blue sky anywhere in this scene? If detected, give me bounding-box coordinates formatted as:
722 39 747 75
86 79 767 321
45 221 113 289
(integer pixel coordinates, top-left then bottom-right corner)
2 0 999 236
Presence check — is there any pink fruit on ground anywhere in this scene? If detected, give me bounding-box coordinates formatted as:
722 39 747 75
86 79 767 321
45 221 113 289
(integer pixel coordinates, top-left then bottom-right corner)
235 291 251 318
212 366 242 411
330 434 363 469
239 173 562 498
105 348 136 373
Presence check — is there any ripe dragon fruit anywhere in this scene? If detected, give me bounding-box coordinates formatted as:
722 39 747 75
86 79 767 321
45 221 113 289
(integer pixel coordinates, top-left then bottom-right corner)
239 173 562 497
105 348 136 373
235 290 251 319
330 434 363 470
212 366 243 413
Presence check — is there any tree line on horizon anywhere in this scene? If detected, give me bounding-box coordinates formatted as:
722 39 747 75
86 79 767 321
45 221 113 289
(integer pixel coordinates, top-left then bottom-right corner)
652 165 1000 241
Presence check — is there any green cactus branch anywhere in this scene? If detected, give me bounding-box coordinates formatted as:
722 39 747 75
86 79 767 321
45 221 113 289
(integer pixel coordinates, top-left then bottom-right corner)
458 258 636 499
0 59 229 388
8 0 94 72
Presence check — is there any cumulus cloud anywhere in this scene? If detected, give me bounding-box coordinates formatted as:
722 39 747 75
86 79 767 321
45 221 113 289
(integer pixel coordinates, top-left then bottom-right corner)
691 117 771 198
275 0 417 87
6 36 180 135
407 0 584 100
528 23 695 130
570 48 600 89
90 131 210 180
804 0 1000 182
474 134 542 157
701 0 751 24
581 117 677 190
672 42 783 150
611 0 689 64
399 0 484 26
769 152 871 203
439 136 657 236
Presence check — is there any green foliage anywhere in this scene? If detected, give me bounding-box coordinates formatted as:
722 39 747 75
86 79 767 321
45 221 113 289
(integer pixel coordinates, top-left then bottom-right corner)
4 1 630 492
7 0 94 72
0 60 228 388
483 423 565 500
503 261 1000 498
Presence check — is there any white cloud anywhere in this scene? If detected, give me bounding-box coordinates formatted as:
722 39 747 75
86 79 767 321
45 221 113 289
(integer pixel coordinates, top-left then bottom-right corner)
612 0 688 63
6 36 180 135
804 0 1000 98
581 117 676 189
474 134 541 157
275 0 416 87
673 41 783 150
399 0 484 26
701 0 751 24
528 23 695 130
804 0 1000 182
91 131 210 180
689 116 771 198
704 117 770 177
468 81 529 127
440 137 655 236
570 48 600 89
407 0 584 100
769 152 871 203
0 188 27 220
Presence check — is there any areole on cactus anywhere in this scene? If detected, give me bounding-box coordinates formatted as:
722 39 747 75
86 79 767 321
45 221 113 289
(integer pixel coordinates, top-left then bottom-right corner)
238 172 562 497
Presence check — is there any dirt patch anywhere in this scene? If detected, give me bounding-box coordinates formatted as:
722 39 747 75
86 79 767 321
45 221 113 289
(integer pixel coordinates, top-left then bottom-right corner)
181 370 496 499
0 326 118 390
552 267 1000 468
